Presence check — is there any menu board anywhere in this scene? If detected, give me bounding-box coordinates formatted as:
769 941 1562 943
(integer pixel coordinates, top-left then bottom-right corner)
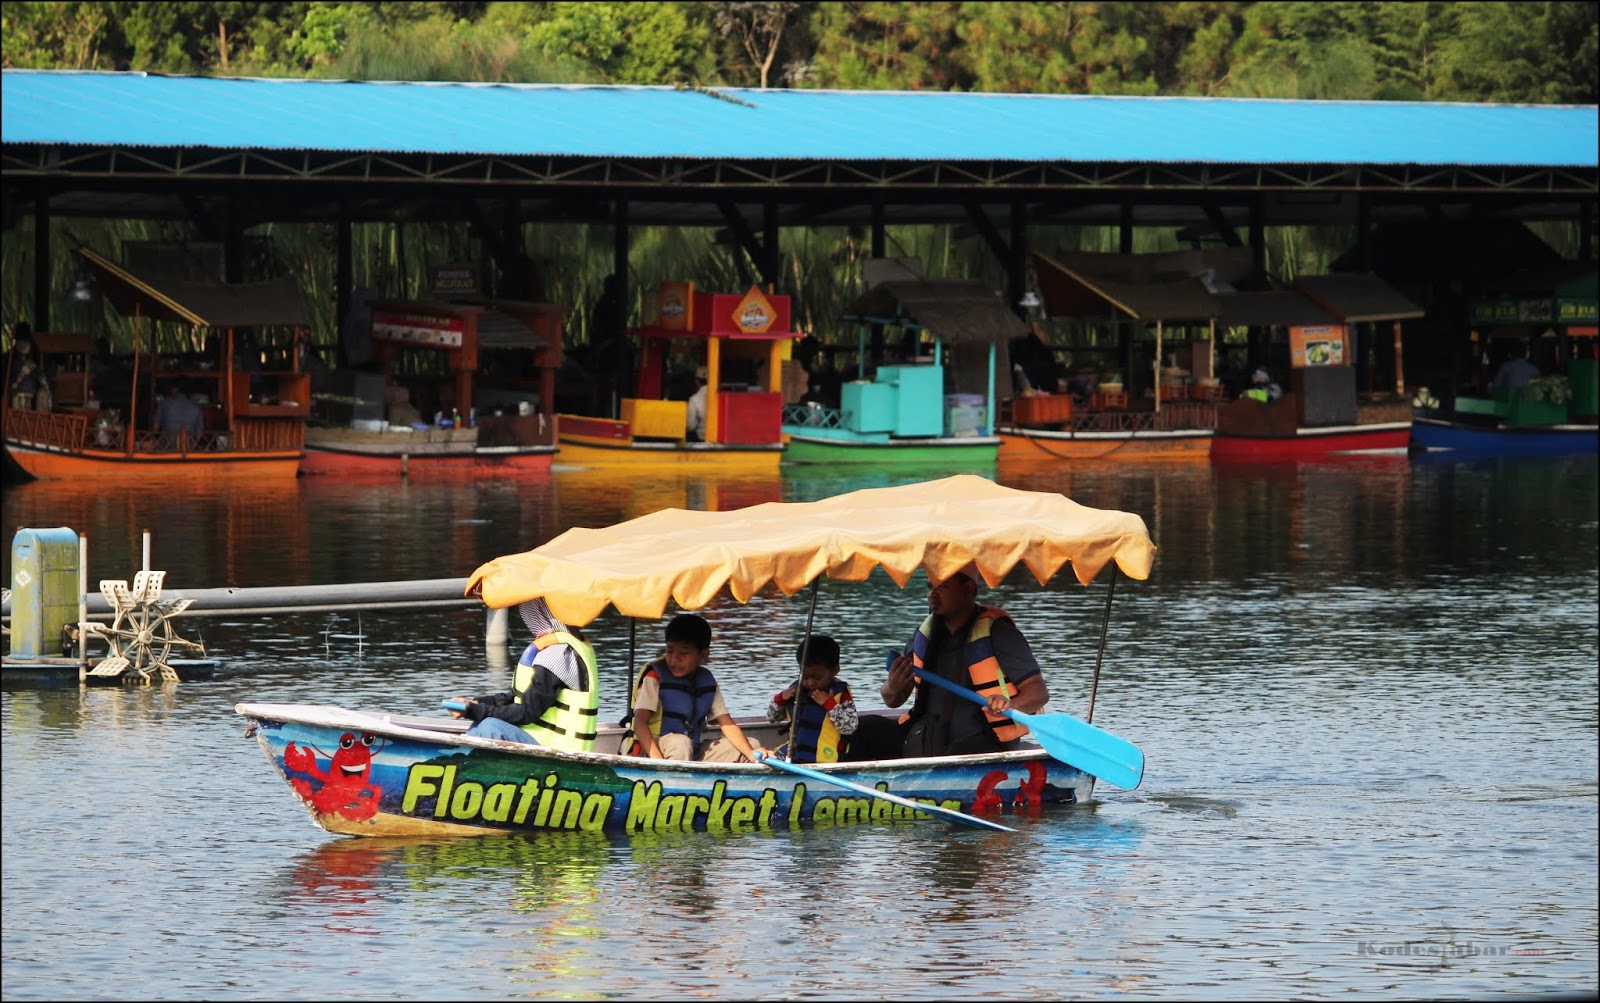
1290 324 1347 368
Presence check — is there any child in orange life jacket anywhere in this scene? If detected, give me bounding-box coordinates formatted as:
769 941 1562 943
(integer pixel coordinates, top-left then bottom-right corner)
767 634 859 764
628 613 766 764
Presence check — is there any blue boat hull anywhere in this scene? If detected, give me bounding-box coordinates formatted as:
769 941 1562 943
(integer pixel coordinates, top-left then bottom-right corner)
239 703 1091 837
1410 418 1599 457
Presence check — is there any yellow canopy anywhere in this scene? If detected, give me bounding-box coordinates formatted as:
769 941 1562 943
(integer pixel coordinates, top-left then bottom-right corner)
465 474 1155 625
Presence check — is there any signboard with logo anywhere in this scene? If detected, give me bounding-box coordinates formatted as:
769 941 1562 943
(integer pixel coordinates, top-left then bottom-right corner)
657 281 694 331
731 286 778 334
371 309 466 348
1289 324 1347 368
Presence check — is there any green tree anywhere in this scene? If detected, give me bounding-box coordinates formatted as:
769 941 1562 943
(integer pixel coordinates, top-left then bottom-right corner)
523 2 713 85
807 2 966 90
1433 1 1598 103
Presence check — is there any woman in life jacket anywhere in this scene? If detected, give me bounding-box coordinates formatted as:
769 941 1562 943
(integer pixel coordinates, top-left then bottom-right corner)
446 598 600 752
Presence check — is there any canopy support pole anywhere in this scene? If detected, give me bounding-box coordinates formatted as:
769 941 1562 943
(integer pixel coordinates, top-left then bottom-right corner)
1085 569 1118 724
785 578 822 756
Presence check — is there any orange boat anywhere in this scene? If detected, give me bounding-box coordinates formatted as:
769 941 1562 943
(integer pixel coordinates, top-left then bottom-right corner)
3 249 312 482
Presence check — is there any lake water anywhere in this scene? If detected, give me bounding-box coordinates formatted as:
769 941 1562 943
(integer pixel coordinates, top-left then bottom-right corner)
3 455 1597 1000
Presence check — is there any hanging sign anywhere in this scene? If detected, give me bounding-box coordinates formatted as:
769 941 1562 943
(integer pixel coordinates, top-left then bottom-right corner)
371 309 465 348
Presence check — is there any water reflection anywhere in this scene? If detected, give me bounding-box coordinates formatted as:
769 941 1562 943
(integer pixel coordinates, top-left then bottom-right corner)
3 456 1596 1001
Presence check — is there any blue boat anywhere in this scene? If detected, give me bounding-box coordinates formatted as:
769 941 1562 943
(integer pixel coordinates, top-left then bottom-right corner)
1410 416 1598 456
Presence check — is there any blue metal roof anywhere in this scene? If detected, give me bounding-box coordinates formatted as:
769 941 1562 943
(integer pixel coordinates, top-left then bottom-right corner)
2 69 1596 167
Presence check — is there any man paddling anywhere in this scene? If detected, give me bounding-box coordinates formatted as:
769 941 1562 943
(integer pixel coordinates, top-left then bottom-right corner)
853 562 1050 759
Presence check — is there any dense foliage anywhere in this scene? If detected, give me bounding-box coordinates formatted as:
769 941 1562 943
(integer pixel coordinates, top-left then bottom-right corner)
4 2 1594 103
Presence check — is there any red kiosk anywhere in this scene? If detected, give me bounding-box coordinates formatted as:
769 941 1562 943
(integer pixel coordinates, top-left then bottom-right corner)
557 282 801 467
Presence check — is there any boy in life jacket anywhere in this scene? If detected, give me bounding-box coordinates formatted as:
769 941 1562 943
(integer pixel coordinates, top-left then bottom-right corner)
627 613 766 764
766 634 859 764
880 561 1050 757
447 598 600 753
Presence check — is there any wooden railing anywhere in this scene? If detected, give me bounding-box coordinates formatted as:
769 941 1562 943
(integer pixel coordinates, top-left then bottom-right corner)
4 406 305 455
3 408 90 451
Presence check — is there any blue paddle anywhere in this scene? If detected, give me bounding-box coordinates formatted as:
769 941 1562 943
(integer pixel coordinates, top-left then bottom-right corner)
912 670 1145 791
752 751 1015 833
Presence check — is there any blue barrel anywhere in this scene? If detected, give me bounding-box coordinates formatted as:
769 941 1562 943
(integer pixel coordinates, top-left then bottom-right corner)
9 528 80 659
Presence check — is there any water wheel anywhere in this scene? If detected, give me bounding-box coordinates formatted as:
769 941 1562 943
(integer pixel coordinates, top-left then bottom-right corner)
86 570 204 684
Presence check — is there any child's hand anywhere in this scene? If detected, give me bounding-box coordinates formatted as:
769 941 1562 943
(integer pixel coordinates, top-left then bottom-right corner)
807 687 830 706
778 684 799 704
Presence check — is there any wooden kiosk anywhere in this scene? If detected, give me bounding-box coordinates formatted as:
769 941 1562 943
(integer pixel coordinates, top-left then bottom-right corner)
557 281 801 470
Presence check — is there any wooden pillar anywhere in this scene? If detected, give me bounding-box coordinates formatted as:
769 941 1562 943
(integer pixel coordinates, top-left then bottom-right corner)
34 189 50 333
1393 321 1405 396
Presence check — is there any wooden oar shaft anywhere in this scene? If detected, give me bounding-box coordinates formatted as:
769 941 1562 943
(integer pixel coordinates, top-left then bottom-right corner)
754 753 1015 833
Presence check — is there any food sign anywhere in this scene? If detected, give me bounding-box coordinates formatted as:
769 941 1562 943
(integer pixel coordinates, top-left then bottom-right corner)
1289 324 1347 368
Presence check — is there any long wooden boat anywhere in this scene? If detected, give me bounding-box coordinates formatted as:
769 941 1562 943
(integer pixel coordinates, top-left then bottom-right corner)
4 406 303 479
238 474 1156 837
301 422 555 478
1211 393 1411 462
781 424 1000 466
2 251 313 481
556 413 785 473
998 425 1212 461
1410 416 1598 456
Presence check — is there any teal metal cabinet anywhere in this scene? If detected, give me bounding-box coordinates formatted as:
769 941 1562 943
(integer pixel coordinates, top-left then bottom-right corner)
842 380 896 433
9 527 80 659
876 365 945 437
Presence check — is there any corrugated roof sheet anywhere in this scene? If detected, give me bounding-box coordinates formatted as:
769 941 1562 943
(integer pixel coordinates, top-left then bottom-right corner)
3 70 1595 167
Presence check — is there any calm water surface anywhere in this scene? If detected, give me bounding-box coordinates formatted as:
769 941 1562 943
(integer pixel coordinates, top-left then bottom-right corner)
3 456 1597 1000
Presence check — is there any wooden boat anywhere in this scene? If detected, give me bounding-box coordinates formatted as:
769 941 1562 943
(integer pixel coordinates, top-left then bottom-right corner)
998 426 1212 461
2 249 312 481
782 401 1001 466
1410 416 1598 456
301 421 555 477
779 278 1017 466
1210 392 1412 462
237 475 1156 837
300 297 562 478
554 282 800 472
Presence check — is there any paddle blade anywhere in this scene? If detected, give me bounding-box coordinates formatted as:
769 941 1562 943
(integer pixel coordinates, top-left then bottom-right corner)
1011 710 1144 791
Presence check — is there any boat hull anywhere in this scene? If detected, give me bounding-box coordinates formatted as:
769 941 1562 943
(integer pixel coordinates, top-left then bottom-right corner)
302 424 556 476
782 427 999 465
4 438 302 480
300 443 555 477
998 426 1212 461
1409 418 1599 456
555 437 784 473
238 703 1090 837
1210 422 1411 462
